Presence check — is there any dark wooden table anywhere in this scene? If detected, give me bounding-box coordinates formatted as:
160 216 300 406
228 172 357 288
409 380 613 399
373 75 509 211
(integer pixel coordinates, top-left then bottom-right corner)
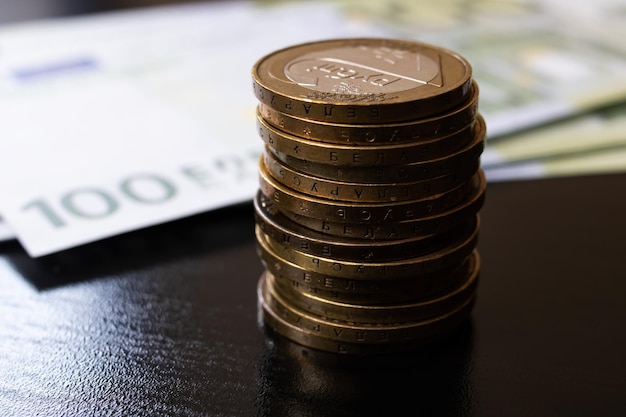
2 172 625 416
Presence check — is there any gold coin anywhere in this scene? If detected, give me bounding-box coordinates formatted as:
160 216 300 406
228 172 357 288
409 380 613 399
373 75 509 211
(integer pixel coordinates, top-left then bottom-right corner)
256 218 478 279
259 272 476 345
281 170 485 240
269 251 478 324
259 158 478 224
258 109 478 167
258 81 478 145
260 307 466 354
268 116 485 183
254 190 472 261
263 149 479 203
280 253 476 305
252 38 473 123
260 300 446 355
256 222 474 284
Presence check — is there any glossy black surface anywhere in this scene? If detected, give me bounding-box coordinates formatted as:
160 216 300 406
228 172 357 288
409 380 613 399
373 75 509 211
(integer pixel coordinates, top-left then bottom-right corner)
2 173 626 416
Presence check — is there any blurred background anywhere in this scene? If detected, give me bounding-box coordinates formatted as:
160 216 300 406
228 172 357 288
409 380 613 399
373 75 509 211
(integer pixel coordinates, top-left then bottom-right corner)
2 0 624 180
1 0 625 253
0 0 199 21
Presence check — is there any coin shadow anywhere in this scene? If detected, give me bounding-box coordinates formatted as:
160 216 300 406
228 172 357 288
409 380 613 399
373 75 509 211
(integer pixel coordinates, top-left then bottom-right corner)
256 320 476 417
1 202 256 291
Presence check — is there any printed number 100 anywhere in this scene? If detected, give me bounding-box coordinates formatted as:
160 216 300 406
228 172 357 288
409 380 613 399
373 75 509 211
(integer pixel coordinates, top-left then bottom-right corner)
22 174 176 228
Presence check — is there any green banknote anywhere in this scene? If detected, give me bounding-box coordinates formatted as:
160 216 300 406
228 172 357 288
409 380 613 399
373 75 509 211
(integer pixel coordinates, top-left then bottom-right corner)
332 0 626 137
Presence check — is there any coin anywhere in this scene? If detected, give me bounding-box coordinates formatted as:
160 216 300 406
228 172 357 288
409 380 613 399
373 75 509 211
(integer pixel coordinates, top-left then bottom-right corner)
260 301 444 355
259 272 476 344
268 115 485 183
261 245 476 303
256 218 478 279
256 223 474 283
279 171 485 240
258 81 478 145
269 252 478 323
257 108 477 166
263 149 479 203
252 38 473 123
259 159 479 224
279 253 476 305
254 190 472 261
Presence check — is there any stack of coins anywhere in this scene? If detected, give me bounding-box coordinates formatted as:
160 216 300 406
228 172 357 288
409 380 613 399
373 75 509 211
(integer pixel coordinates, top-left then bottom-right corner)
251 38 485 354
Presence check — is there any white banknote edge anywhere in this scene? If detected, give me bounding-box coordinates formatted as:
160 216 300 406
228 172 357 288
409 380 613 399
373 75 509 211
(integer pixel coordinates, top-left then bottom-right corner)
484 146 626 182
482 104 626 167
0 155 260 256
0 219 16 242
0 1 389 257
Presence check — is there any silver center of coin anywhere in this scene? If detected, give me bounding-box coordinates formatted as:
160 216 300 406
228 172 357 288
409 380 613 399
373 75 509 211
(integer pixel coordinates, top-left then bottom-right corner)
284 45 440 94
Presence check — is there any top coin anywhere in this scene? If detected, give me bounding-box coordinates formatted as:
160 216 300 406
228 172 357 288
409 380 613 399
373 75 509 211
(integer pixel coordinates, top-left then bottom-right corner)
252 38 473 124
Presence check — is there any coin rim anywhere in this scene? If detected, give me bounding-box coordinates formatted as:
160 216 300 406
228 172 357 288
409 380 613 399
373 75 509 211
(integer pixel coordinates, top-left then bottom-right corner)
252 38 473 123
257 81 479 145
